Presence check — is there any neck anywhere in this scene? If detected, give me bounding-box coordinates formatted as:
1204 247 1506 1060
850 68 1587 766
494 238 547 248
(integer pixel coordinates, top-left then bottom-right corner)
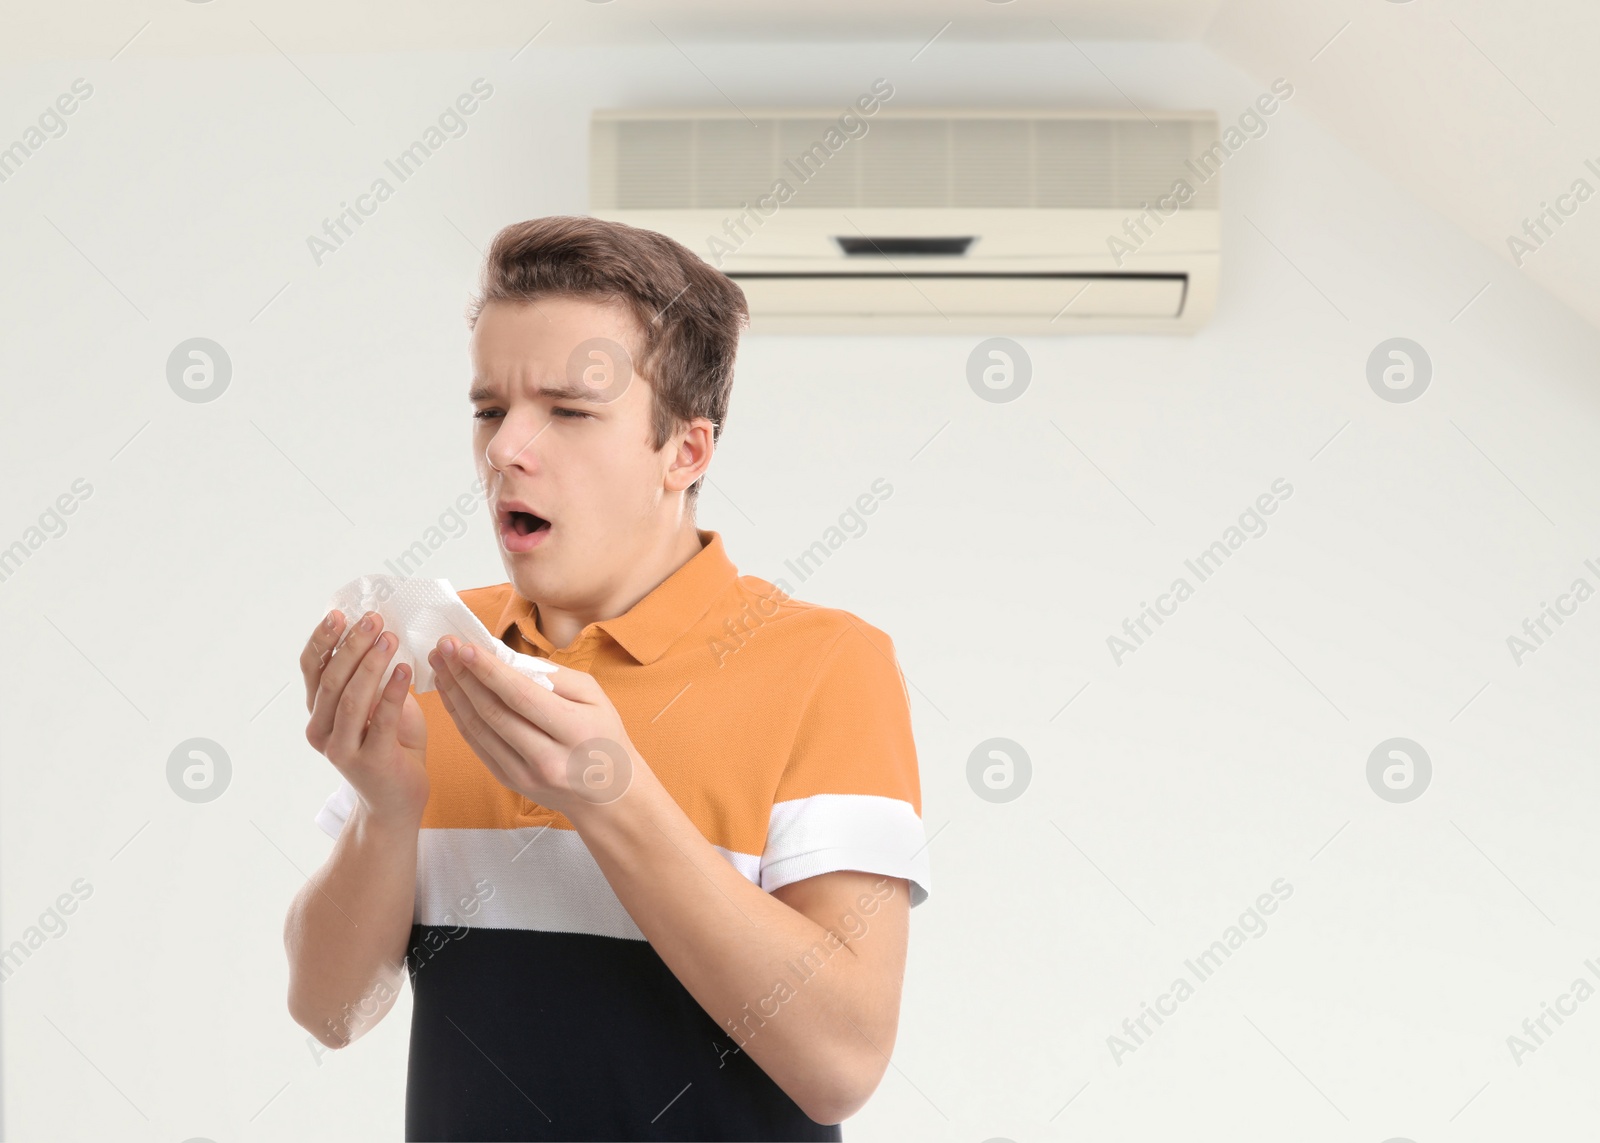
535 522 706 651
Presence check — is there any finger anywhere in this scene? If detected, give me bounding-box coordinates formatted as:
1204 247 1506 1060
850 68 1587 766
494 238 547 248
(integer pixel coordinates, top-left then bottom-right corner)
307 611 385 747
534 660 594 705
444 638 567 741
443 649 554 755
305 611 371 742
326 629 400 763
432 651 529 789
301 610 348 713
307 605 382 739
359 660 412 760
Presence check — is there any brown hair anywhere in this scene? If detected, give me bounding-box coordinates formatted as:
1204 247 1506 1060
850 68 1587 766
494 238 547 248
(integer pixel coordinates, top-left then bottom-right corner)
466 215 748 501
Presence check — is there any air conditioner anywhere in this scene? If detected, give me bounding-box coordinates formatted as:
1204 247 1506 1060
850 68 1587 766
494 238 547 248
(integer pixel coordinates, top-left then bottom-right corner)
589 107 1219 334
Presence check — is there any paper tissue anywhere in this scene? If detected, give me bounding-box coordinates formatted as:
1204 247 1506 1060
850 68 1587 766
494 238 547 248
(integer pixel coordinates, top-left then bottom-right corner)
325 574 559 695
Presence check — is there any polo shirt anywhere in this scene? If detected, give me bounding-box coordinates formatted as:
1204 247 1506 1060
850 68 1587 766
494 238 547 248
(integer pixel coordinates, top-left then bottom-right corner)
314 528 930 1141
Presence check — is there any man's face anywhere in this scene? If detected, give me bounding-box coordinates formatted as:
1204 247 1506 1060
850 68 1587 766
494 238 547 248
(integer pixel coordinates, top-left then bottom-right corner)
468 294 679 606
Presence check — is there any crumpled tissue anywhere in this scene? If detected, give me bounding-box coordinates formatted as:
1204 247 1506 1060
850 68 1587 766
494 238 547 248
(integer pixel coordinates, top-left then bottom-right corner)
325 574 559 695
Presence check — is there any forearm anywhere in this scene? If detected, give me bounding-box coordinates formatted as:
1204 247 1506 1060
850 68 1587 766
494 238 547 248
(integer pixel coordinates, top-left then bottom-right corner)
568 762 890 1122
284 805 420 1047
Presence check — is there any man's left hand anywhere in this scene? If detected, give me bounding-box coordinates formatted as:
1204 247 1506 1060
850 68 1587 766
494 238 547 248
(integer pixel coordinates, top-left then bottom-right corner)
428 636 639 815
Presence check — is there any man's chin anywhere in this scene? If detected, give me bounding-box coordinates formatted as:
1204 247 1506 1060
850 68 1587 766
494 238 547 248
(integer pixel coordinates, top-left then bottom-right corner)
503 557 548 597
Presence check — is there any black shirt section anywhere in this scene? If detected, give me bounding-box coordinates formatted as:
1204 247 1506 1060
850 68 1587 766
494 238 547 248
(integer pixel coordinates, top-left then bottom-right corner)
404 924 843 1142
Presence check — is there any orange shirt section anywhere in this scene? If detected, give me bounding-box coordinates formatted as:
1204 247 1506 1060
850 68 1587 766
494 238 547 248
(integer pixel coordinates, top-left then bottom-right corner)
414 529 923 864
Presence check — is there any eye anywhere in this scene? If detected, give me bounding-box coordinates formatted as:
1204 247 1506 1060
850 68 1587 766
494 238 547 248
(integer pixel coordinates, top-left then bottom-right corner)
472 409 502 422
553 408 592 420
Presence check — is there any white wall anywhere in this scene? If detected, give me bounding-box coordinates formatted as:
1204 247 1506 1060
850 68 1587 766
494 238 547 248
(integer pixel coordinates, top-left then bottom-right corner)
1208 0 1600 340
2 33 1598 1142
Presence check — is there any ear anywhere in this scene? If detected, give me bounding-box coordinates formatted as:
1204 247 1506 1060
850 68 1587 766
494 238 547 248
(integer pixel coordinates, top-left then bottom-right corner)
664 416 716 494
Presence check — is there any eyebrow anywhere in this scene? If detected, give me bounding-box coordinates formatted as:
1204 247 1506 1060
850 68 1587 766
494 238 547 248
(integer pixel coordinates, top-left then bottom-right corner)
468 383 600 403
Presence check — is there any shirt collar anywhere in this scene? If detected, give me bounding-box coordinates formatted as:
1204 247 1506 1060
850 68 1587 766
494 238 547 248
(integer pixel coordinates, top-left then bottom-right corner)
491 528 737 666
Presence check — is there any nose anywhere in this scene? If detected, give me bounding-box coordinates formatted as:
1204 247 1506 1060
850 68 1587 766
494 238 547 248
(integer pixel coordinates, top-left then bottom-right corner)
484 415 549 474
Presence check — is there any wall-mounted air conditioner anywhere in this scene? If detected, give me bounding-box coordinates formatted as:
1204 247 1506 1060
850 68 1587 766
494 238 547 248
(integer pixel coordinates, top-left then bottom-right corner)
589 106 1219 334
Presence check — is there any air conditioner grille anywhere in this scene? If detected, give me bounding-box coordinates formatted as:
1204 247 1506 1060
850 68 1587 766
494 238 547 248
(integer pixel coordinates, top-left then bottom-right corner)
596 113 1220 211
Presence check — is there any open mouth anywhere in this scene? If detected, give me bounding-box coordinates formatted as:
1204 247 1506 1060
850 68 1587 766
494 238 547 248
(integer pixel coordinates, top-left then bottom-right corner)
508 510 550 536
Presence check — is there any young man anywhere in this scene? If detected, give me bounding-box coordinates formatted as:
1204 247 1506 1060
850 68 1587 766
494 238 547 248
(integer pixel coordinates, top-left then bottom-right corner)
284 215 930 1141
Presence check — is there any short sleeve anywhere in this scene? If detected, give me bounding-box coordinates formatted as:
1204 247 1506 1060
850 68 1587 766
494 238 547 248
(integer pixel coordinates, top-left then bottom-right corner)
314 775 360 839
762 618 931 907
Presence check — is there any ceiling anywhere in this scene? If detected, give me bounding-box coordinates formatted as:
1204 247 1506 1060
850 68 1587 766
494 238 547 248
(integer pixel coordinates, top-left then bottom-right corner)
6 0 1595 332
5 1 1229 55
1207 0 1600 334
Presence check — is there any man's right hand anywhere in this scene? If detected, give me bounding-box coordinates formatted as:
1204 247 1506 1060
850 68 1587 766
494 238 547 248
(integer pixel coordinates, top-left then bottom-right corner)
302 609 429 827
